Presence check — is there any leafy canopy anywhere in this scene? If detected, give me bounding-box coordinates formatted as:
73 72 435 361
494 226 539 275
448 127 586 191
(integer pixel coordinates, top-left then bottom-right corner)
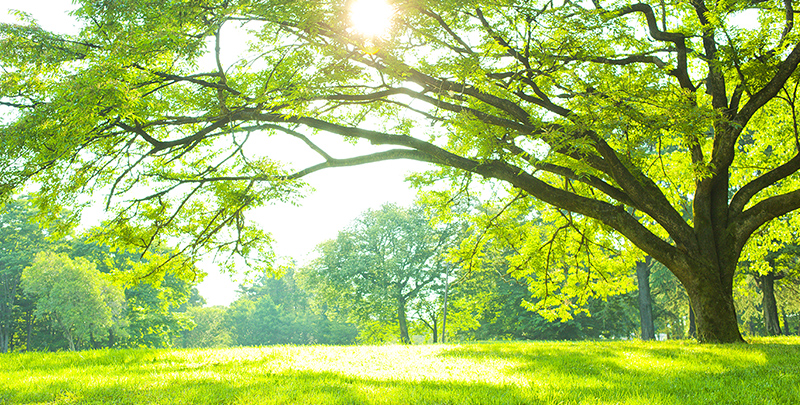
3 1 800 341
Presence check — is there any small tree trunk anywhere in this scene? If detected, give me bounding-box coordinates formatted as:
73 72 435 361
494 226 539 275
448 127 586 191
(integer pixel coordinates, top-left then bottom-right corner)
782 307 792 335
397 297 411 344
441 274 449 344
65 331 76 351
0 329 8 353
757 272 782 336
431 317 438 343
688 305 696 339
25 310 33 352
636 258 656 340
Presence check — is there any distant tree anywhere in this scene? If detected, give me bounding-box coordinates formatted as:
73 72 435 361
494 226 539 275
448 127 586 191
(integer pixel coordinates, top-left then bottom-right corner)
122 275 195 348
21 252 125 351
68 238 201 348
0 197 45 352
177 306 232 348
735 246 800 337
227 267 357 346
450 260 638 341
649 262 691 339
300 204 458 344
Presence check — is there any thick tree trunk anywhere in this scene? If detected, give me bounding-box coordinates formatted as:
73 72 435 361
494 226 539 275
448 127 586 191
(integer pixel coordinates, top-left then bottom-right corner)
757 271 782 336
683 275 744 343
396 297 411 344
636 258 656 340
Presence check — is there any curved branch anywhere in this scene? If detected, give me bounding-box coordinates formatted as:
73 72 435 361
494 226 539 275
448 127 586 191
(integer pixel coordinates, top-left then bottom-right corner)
729 153 800 216
612 3 695 91
733 189 800 251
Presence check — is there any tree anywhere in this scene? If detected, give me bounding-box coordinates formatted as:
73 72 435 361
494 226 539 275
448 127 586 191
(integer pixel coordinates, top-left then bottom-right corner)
20 251 125 351
636 257 656 340
0 197 47 352
176 306 232 348
3 1 800 342
736 244 800 336
68 238 201 348
225 267 357 346
301 204 456 343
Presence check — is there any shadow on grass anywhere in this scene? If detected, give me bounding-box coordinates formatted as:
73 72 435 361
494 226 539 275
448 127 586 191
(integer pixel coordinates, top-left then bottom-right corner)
436 340 800 404
3 341 800 404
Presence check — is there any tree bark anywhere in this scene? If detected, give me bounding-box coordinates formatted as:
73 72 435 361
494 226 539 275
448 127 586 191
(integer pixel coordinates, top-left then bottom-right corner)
782 307 792 335
636 258 656 340
682 269 744 342
688 305 696 339
757 271 783 336
397 297 411 344
0 328 8 353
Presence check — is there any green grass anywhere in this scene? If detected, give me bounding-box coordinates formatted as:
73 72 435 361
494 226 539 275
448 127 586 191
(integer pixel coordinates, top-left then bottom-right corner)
3 337 799 404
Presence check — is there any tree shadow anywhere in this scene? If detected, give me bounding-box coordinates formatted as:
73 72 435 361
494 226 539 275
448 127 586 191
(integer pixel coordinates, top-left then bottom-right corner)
436 340 800 404
3 342 800 404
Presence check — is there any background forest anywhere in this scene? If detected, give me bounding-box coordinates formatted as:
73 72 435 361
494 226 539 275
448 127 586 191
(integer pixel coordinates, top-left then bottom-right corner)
2 196 798 352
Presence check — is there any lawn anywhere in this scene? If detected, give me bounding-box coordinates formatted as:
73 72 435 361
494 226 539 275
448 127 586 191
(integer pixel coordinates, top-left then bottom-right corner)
2 337 799 404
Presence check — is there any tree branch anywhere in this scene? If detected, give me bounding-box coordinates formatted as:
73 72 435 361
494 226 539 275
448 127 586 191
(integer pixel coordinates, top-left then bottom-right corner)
729 153 800 217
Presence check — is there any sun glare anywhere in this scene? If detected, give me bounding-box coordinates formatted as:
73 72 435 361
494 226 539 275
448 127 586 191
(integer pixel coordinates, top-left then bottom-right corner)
350 0 395 37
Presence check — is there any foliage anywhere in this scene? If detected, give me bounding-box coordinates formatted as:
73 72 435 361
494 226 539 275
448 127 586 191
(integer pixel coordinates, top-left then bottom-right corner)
224 267 357 346
20 251 126 351
448 260 638 341
649 261 692 339
299 203 459 344
0 197 46 352
2 338 800 404
176 306 232 349
4 0 800 342
735 246 800 337
67 238 202 348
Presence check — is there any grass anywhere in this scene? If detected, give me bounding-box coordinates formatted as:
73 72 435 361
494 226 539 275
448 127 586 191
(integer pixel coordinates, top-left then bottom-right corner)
2 337 800 404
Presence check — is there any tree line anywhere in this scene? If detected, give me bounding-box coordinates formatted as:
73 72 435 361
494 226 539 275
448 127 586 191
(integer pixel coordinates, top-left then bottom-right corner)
6 194 795 353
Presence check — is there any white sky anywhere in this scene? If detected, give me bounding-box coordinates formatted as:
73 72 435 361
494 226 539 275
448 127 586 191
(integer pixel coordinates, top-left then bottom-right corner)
2 1 428 306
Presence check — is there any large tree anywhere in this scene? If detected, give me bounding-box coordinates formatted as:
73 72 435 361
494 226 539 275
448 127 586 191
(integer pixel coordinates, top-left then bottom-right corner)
2 1 800 342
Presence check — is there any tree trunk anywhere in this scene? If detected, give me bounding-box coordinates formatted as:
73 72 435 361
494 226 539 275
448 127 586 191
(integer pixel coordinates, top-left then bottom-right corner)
0 328 8 353
396 297 411 344
0 275 19 354
431 317 438 343
65 331 76 351
683 275 744 343
782 307 792 335
441 273 449 344
688 305 696 339
757 271 782 336
25 310 33 352
636 258 656 340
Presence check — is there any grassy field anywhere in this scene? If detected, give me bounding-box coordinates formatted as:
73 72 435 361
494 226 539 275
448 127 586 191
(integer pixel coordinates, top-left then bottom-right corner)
2 337 799 405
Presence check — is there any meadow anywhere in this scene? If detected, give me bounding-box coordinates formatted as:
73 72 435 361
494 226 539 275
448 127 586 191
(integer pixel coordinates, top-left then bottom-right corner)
2 337 799 405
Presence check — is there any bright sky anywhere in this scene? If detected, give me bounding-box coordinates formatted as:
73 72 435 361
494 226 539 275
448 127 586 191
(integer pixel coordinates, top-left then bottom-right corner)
2 1 427 306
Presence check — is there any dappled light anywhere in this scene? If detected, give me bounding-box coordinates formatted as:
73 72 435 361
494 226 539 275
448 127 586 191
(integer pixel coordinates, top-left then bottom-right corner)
2 339 799 404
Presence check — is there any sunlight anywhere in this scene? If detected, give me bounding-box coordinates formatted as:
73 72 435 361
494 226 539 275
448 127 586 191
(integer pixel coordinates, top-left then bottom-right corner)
350 0 395 37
